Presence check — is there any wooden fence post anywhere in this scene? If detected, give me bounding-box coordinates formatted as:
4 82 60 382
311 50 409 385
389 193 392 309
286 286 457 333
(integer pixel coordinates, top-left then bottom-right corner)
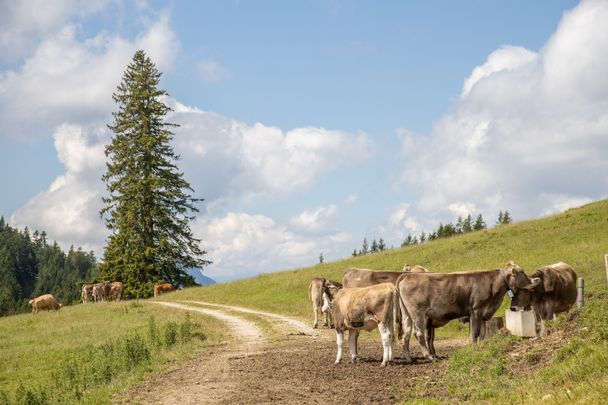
605 254 608 285
576 277 584 308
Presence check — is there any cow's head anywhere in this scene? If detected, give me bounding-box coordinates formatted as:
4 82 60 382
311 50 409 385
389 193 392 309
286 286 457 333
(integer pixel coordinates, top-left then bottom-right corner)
503 260 540 293
510 276 541 311
321 282 341 312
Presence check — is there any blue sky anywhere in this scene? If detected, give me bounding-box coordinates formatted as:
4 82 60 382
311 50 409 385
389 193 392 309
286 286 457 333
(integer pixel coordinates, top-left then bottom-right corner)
1 0 606 281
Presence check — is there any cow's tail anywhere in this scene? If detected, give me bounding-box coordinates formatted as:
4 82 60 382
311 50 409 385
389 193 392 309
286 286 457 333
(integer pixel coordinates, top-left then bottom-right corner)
393 282 403 342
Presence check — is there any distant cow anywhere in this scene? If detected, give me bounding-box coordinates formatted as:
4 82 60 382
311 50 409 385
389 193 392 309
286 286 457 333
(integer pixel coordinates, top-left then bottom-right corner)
323 283 399 367
29 294 62 314
397 261 537 362
92 281 112 302
109 282 125 301
510 262 577 323
81 284 94 304
343 266 428 288
154 283 175 297
309 277 342 328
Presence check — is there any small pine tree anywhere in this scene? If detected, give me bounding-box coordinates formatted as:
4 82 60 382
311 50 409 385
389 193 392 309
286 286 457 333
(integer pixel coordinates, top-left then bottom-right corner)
463 214 473 233
455 216 464 234
352 249 358 257
361 238 369 255
496 211 504 225
370 239 379 253
378 238 386 251
419 231 427 243
502 211 512 224
473 214 486 231
319 253 324 264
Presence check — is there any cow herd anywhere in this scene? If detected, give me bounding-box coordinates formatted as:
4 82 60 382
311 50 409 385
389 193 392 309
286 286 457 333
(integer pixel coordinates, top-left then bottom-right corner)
81 281 125 303
310 261 578 366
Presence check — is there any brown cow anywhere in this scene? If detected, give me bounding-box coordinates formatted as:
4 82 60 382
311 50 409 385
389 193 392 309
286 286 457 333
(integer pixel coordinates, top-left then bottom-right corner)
29 294 62 314
397 261 537 362
81 284 94 304
309 277 342 328
92 281 111 302
510 262 577 328
109 282 125 301
154 283 175 297
343 266 427 288
323 283 399 366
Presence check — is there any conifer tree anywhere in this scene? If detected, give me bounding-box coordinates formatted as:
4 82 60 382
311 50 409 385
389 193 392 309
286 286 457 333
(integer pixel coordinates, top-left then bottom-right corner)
463 214 473 233
100 50 210 297
473 214 486 231
419 231 427 243
496 211 504 225
502 211 512 224
370 239 379 253
361 238 369 255
378 238 386 251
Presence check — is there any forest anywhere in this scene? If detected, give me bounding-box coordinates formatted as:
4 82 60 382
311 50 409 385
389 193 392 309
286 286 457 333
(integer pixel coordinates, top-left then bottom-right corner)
0 217 97 316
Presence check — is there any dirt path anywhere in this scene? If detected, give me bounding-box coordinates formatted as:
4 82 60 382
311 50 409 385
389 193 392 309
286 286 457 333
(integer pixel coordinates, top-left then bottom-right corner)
121 301 465 404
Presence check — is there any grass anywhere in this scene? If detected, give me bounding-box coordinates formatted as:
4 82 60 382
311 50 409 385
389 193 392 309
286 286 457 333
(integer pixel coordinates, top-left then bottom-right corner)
0 301 227 404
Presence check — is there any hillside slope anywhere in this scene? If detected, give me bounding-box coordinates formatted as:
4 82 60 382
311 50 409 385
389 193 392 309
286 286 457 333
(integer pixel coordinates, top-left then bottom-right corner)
168 200 608 319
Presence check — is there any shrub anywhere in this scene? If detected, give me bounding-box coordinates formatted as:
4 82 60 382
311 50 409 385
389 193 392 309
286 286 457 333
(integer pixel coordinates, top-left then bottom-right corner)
164 321 178 347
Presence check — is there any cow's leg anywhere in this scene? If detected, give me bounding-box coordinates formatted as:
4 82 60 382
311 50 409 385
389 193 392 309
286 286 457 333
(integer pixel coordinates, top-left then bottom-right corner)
412 313 433 360
348 329 358 363
335 330 344 364
388 315 395 362
378 322 392 366
469 312 483 343
426 321 436 357
312 303 319 328
401 307 414 363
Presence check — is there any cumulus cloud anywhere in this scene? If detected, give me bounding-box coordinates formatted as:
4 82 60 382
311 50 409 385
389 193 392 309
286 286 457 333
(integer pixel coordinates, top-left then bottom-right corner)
168 99 374 204
290 205 338 232
10 124 108 252
0 0 108 62
193 212 351 281
395 0 608 232
0 12 178 140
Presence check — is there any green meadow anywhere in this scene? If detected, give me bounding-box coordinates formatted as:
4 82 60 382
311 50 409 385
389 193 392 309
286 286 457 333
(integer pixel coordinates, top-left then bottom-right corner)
0 301 227 404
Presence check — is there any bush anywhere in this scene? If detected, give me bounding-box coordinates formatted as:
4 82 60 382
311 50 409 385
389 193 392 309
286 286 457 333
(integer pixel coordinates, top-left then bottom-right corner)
164 321 178 347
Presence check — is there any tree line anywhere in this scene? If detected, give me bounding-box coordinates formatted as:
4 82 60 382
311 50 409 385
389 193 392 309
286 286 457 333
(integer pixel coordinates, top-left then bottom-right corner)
0 217 97 316
353 210 512 255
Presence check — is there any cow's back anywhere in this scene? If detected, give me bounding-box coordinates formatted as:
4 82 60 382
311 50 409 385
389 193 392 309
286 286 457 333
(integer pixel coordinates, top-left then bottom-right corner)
343 268 402 288
333 283 395 331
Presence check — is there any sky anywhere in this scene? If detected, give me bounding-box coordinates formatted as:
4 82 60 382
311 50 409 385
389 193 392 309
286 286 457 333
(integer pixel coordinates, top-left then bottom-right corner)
1 0 606 282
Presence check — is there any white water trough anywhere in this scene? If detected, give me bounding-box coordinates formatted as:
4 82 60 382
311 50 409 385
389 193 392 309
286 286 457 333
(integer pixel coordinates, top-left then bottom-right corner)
505 310 537 337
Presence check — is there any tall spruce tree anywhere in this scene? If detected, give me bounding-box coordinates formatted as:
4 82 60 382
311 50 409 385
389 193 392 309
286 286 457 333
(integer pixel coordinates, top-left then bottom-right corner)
100 50 209 297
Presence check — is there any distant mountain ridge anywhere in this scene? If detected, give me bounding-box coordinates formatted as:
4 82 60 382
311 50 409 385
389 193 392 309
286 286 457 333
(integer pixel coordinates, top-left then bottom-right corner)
187 268 216 285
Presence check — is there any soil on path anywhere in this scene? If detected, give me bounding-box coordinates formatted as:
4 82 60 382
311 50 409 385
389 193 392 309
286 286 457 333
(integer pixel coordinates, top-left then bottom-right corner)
120 301 465 405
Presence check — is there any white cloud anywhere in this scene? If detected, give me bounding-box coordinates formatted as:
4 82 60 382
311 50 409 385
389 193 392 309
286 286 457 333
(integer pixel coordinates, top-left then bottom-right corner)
168 99 374 204
344 194 358 206
0 13 178 140
10 124 108 252
395 0 608 227
198 58 230 84
0 0 108 61
290 205 337 232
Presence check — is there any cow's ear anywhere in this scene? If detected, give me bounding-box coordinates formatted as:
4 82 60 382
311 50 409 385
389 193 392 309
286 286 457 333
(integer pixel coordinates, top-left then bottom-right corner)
524 277 541 290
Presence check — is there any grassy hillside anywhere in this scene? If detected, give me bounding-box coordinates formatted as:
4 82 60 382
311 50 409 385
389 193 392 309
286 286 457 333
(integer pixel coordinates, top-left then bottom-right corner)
0 301 227 404
167 199 608 319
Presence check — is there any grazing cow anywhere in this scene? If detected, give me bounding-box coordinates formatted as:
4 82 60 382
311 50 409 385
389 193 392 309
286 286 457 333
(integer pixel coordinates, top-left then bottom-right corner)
309 278 342 328
343 266 428 288
323 283 399 367
153 283 175 297
81 284 94 304
510 262 577 324
109 282 125 301
92 281 112 302
29 294 62 314
397 261 537 362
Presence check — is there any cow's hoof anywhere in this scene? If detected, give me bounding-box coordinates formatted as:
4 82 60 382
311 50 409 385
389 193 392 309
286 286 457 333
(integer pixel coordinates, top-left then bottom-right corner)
380 362 387 367
313 324 318 329
334 360 341 365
